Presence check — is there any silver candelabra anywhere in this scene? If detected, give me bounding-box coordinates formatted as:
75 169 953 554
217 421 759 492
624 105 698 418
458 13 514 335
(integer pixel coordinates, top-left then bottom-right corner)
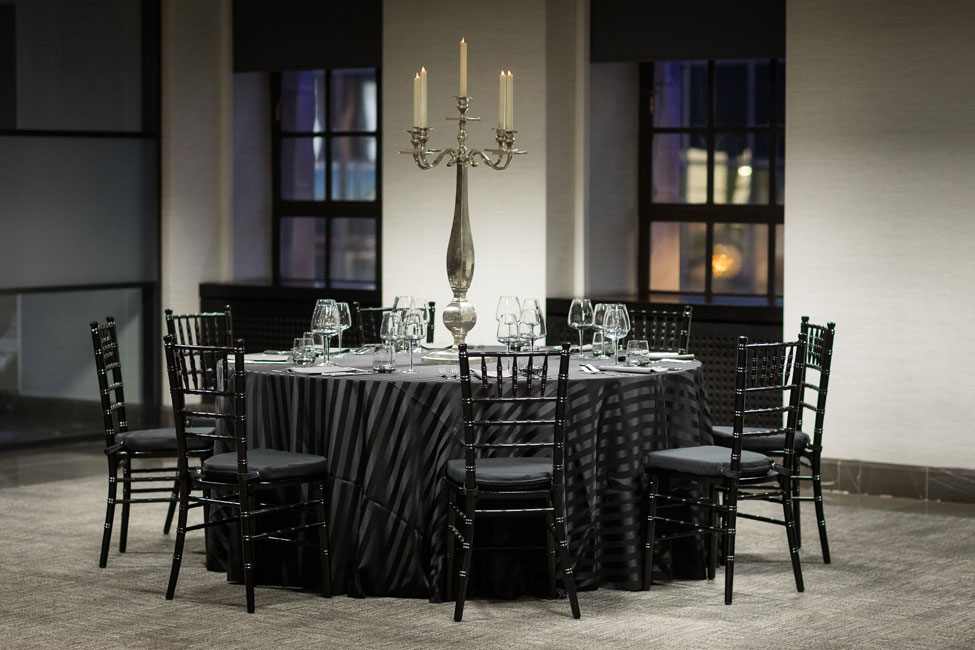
401 95 525 358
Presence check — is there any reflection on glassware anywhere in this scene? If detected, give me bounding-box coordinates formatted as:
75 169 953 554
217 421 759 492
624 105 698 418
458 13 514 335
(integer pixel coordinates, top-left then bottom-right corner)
336 302 352 350
626 339 651 367
292 336 317 367
401 308 425 373
568 298 594 358
392 296 415 312
496 296 521 322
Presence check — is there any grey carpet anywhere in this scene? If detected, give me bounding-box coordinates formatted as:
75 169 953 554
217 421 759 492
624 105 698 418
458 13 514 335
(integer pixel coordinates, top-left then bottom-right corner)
1 475 973 650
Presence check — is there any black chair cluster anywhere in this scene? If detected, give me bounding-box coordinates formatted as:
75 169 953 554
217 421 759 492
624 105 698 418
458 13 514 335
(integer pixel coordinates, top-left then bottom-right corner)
628 306 693 353
351 300 436 347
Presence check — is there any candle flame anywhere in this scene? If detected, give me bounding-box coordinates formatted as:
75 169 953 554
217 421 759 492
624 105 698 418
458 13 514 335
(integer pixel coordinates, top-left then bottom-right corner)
507 70 513 77
415 72 420 79
460 37 465 44
421 66 427 74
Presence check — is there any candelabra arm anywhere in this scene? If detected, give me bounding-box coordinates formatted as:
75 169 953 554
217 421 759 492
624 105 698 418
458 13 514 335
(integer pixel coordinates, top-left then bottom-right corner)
400 127 457 169
470 148 514 171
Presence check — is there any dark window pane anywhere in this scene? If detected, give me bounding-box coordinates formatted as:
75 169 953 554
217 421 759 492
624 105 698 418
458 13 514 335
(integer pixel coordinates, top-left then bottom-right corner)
775 134 785 205
774 224 784 297
652 61 707 128
776 59 785 127
715 59 770 127
712 223 768 294
650 222 707 292
330 69 378 132
280 217 325 281
330 218 377 289
280 70 325 133
332 136 376 201
652 133 707 203
281 136 325 200
714 132 769 205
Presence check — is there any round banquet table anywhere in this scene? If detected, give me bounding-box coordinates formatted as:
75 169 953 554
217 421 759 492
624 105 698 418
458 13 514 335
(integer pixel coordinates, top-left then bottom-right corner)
206 349 713 600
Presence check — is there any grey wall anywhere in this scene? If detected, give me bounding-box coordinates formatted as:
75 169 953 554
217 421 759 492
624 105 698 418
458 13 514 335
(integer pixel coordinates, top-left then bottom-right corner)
231 72 272 282
786 0 975 468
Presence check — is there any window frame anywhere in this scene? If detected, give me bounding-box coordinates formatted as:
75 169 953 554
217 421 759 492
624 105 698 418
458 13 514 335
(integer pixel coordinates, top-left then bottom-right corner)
637 59 783 303
270 68 382 302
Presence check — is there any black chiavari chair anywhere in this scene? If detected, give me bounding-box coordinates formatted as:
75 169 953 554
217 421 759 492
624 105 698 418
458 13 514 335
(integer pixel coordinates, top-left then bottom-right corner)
643 334 807 604
90 317 214 568
627 306 693 353
351 300 436 346
163 336 331 612
444 342 580 621
710 317 836 562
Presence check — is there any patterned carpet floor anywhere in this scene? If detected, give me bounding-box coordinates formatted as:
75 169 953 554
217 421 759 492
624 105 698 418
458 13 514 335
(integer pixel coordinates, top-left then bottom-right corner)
1 474 973 649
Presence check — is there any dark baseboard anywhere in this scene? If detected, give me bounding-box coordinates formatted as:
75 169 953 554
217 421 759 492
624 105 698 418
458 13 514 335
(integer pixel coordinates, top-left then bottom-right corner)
821 458 975 504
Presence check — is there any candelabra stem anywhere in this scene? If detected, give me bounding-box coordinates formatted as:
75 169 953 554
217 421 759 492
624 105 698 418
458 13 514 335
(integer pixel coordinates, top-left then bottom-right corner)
442 161 477 347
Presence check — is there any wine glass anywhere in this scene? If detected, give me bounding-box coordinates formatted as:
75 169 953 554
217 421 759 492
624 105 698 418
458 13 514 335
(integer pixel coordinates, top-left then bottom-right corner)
392 295 415 313
401 308 425 373
413 301 430 352
591 303 609 358
567 298 594 358
602 304 631 364
380 311 402 360
311 299 338 365
497 314 519 353
335 302 352 350
518 306 546 353
496 296 521 322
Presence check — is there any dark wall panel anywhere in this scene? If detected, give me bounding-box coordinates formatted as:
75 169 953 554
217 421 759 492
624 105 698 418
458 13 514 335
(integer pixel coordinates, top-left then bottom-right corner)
233 0 381 71
0 4 15 128
591 0 785 62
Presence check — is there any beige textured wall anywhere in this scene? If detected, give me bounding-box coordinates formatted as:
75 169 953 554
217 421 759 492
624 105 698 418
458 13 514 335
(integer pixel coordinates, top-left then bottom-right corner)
786 0 975 468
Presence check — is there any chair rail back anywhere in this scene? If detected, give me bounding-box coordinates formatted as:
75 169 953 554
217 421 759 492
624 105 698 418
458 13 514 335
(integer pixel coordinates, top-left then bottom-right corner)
796 317 836 449
628 306 693 353
352 301 436 346
457 343 571 492
731 334 807 474
90 317 128 444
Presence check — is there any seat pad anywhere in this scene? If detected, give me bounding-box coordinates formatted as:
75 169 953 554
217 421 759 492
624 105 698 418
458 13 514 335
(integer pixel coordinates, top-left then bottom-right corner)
117 427 214 452
646 445 772 478
446 456 553 489
202 448 327 482
711 426 810 452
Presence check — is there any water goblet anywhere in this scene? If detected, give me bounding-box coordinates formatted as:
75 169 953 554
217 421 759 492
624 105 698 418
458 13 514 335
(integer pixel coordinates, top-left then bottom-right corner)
568 298 594 358
401 308 425 373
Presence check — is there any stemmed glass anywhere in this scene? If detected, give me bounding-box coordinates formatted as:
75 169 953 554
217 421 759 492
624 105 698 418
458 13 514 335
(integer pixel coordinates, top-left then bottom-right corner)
518 306 546 353
311 299 341 366
568 298 594 358
335 302 352 350
392 295 415 312
401 308 425 373
379 311 402 368
591 303 609 358
497 314 519 353
413 301 430 352
496 296 521 322
602 304 631 364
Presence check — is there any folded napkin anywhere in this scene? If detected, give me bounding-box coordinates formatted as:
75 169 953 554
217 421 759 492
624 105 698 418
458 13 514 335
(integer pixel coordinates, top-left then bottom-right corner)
647 352 694 361
598 365 669 374
233 352 289 363
289 365 361 375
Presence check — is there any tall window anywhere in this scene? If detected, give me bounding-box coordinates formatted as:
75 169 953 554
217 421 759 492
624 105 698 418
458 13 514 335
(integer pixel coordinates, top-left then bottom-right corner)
272 68 381 295
638 59 784 302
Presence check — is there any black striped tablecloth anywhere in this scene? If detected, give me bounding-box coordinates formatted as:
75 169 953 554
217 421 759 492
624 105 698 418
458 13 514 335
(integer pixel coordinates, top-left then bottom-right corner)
208 356 713 599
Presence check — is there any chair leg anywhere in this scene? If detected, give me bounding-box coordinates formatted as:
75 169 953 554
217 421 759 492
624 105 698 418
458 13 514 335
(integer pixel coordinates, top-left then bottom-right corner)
812 452 831 564
544 498 558 599
781 475 805 593
315 481 332 597
724 479 739 605
707 482 718 581
552 490 580 619
99 456 119 568
445 495 456 601
453 494 476 622
119 458 131 553
792 456 802 549
165 477 190 600
242 491 257 613
163 476 179 535
642 474 659 591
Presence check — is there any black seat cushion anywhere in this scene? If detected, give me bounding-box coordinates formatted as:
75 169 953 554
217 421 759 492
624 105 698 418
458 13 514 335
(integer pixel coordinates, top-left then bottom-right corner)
117 427 214 452
202 448 327 482
711 426 811 452
646 445 772 478
446 457 553 489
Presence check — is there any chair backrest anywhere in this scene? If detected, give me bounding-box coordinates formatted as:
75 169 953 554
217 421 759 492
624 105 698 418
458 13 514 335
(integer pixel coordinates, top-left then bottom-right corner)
164 336 246 483
352 301 436 346
730 334 807 474
165 306 234 392
796 317 836 449
628 306 693 353
90 317 128 444
457 342 571 492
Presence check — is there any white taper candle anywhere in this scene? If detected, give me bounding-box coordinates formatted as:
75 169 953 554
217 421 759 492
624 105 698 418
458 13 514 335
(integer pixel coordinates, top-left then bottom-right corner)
459 38 467 97
420 67 428 128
